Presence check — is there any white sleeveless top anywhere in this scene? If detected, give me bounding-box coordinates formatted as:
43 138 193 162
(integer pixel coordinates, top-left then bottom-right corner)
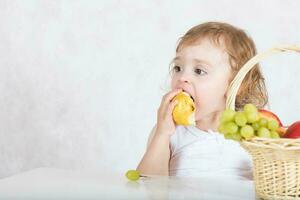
169 126 253 179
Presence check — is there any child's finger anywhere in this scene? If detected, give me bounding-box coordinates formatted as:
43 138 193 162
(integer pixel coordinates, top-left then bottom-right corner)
166 99 178 117
160 89 182 109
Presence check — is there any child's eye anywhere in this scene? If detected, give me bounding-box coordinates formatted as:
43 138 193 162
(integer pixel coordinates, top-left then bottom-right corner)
195 68 207 75
173 66 181 72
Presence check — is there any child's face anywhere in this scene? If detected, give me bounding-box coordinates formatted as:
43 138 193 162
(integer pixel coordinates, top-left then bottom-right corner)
171 38 232 121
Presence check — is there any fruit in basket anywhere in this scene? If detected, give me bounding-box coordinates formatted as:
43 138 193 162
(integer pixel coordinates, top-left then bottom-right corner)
125 170 140 181
270 131 280 138
284 121 300 139
224 122 239 134
259 109 283 126
244 103 258 113
172 92 195 126
259 110 287 136
220 109 236 122
244 104 259 123
234 112 247 126
258 118 268 127
267 120 279 131
218 104 285 140
252 122 260 131
245 111 259 123
224 132 242 141
257 127 271 138
240 125 254 139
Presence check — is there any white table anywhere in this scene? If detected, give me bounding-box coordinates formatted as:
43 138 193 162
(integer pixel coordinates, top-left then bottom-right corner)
0 167 257 199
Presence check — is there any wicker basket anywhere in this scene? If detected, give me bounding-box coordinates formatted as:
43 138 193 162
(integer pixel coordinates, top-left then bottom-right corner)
225 45 300 200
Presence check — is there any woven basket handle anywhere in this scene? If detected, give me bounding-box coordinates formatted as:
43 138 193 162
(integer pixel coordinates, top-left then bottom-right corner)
226 45 300 110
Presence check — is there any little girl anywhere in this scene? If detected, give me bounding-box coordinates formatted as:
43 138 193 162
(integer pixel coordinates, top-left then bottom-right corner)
137 22 268 179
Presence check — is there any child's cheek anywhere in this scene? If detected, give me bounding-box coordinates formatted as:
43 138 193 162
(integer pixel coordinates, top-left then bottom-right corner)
170 78 177 90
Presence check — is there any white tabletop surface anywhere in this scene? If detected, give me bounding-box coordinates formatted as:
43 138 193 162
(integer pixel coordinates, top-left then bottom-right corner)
0 167 257 199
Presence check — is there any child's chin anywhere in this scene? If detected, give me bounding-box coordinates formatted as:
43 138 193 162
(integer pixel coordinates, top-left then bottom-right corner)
194 111 202 120
194 111 211 121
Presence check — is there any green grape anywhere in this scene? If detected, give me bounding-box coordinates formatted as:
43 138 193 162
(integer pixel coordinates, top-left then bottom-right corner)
231 132 242 141
224 122 238 134
257 127 271 138
126 170 140 181
267 120 279 131
270 131 280 139
220 109 236 122
246 112 259 123
234 112 247 126
218 123 227 134
252 122 260 131
244 103 258 114
240 125 254 139
259 118 268 127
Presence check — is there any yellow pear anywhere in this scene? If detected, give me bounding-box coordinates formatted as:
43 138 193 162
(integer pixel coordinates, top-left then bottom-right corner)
172 92 195 126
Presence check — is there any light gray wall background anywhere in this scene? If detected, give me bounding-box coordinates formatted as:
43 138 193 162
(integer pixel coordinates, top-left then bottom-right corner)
0 0 299 178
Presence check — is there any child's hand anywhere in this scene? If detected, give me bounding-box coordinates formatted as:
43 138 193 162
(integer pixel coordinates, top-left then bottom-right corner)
156 89 182 136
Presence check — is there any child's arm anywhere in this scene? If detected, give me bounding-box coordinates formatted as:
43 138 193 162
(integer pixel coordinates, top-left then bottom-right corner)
136 125 171 175
136 89 181 176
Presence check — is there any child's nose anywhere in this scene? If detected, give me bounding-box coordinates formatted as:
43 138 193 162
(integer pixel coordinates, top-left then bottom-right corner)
178 72 192 84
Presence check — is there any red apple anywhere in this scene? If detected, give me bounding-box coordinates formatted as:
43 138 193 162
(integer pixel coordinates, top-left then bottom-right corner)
259 109 283 126
284 121 300 139
278 126 288 136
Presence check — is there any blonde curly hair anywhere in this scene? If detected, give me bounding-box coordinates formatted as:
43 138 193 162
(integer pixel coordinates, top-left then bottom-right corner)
175 21 268 110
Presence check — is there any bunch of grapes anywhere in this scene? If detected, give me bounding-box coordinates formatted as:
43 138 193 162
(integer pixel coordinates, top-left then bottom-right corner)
218 104 280 141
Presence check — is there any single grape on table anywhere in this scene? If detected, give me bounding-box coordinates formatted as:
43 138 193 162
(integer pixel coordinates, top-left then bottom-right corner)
126 170 140 181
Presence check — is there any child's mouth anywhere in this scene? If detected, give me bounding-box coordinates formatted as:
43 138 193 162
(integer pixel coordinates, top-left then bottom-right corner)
182 90 194 102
